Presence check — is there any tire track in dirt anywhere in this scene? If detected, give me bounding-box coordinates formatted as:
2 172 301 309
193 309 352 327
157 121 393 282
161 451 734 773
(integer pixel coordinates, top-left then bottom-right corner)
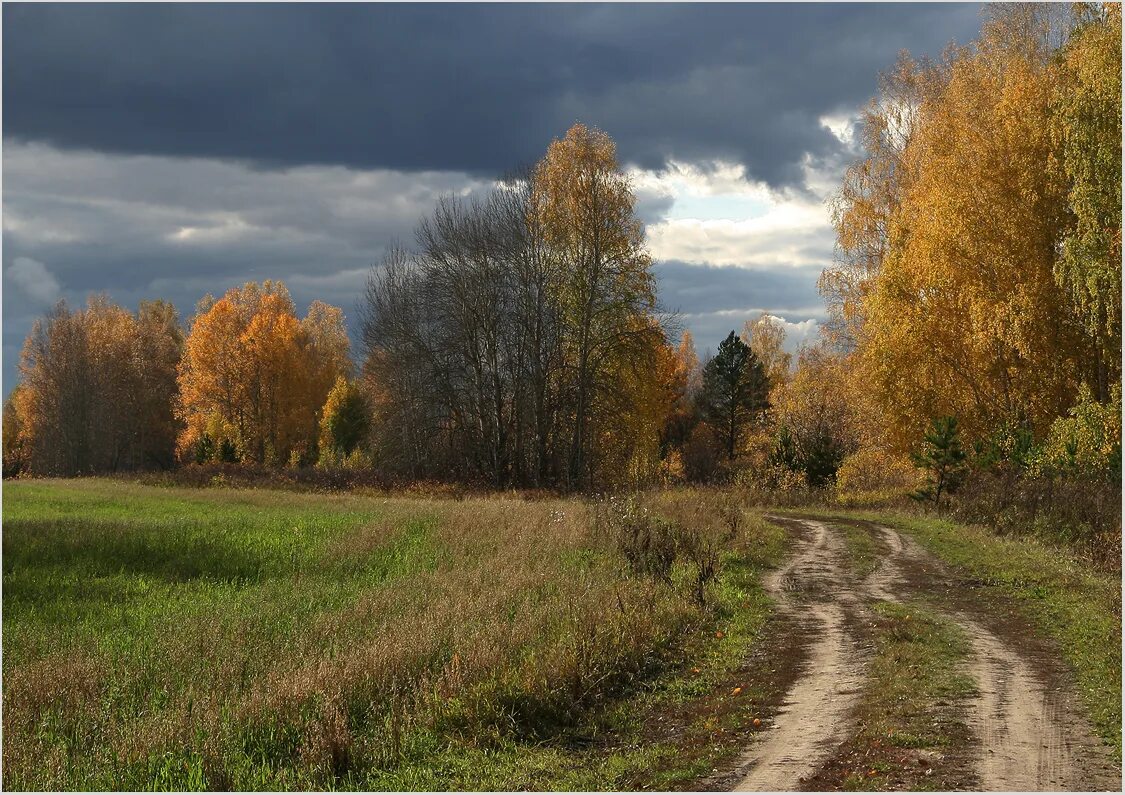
731 516 1118 792
865 522 1119 791
732 519 866 792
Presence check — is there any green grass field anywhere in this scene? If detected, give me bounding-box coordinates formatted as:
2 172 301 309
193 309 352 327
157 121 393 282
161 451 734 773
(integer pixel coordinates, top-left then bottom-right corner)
5 481 1118 790
1 480 785 790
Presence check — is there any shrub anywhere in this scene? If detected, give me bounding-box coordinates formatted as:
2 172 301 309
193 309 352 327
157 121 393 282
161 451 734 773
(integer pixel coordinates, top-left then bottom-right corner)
658 449 686 485
218 438 238 464
591 492 746 605
834 448 923 506
947 388 1121 569
594 495 678 583
767 424 801 472
972 420 1035 472
682 424 723 483
732 461 811 507
765 422 845 489
952 468 1121 570
343 448 374 470
194 434 216 465
1031 383 1121 477
911 416 968 507
677 491 745 604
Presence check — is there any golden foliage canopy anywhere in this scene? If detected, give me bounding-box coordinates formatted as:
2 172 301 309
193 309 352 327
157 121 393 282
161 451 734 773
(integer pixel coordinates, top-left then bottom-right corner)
177 281 351 465
825 6 1120 453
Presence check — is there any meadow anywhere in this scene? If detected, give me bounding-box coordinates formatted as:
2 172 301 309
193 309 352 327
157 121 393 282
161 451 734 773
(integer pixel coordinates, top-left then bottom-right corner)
1 479 784 790
5 480 1120 791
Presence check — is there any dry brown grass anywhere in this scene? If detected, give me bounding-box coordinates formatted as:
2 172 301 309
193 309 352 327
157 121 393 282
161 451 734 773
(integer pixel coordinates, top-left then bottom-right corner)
3 482 736 790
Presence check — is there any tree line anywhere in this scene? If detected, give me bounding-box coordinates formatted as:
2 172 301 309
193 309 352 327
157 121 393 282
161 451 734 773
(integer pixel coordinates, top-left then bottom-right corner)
3 124 780 488
775 4 1121 515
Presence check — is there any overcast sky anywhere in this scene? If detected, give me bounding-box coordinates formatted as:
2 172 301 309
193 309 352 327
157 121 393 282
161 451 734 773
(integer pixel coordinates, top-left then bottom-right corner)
1 2 986 395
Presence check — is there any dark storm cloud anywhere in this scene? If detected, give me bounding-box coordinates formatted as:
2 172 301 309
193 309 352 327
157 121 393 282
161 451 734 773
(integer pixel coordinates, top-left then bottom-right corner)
654 260 826 354
3 3 982 189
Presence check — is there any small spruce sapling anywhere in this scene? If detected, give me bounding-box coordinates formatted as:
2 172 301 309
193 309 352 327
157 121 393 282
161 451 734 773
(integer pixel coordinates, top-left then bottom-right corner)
911 416 968 508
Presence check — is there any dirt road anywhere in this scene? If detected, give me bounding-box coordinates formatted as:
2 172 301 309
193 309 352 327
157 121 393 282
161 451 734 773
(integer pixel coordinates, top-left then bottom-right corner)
728 516 1119 792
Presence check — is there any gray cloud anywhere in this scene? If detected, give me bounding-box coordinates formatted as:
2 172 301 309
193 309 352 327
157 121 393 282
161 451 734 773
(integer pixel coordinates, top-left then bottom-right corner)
1 4 987 396
3 3 983 189
1 143 497 393
7 257 61 306
654 260 826 355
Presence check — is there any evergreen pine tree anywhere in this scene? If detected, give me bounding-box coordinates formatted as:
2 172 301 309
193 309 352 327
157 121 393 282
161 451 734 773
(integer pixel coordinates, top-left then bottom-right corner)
698 331 769 459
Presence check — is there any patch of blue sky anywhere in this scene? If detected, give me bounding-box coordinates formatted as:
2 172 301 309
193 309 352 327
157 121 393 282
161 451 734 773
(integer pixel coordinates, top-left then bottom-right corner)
665 194 772 222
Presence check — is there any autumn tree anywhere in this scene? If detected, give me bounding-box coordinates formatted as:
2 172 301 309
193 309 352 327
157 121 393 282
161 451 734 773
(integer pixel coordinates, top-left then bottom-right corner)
177 281 350 466
18 303 93 474
660 330 702 455
683 423 723 483
3 387 28 477
698 331 769 459
15 296 183 475
319 376 370 463
820 53 949 351
302 301 353 427
532 123 657 488
771 342 858 486
741 312 791 395
854 8 1082 450
1052 3 1122 402
134 301 185 468
594 318 678 485
84 298 137 469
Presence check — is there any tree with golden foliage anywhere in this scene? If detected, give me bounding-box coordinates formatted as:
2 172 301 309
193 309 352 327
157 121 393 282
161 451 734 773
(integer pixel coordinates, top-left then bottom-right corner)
135 301 186 468
658 330 702 457
741 312 792 395
853 8 1083 450
531 123 656 487
16 296 183 475
177 281 351 465
1052 3 1122 402
603 318 688 486
772 341 857 485
821 52 949 351
3 386 28 477
318 376 370 466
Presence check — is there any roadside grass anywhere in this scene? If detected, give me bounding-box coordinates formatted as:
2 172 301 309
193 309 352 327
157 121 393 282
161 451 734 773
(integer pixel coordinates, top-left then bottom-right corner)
339 507 789 791
839 520 880 578
837 601 975 792
792 506 1122 760
2 480 787 790
565 506 790 789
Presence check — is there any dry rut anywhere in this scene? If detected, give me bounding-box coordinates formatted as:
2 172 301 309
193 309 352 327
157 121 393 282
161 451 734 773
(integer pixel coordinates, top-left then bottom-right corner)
732 520 865 791
868 522 1118 792
730 516 1119 792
